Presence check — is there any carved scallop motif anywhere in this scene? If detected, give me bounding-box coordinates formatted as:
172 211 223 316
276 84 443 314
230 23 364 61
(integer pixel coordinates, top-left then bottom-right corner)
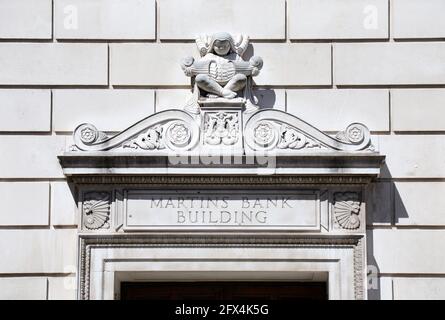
83 192 111 230
333 192 361 230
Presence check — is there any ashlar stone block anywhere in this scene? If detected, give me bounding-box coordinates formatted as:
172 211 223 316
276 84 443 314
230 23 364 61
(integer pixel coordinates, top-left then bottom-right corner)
54 90 155 132
288 0 388 40
392 0 445 39
392 89 445 132
0 229 77 273
159 0 285 40
0 90 51 132
55 0 156 40
287 89 389 132
0 277 47 300
0 43 108 85
0 0 52 39
335 43 445 85
0 182 49 226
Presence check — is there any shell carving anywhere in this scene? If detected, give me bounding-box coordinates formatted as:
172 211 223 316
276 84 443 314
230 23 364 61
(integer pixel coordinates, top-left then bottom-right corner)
83 192 111 230
333 192 361 230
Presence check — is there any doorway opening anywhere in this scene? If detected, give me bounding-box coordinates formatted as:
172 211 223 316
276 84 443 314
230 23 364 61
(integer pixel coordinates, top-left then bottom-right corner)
120 281 328 300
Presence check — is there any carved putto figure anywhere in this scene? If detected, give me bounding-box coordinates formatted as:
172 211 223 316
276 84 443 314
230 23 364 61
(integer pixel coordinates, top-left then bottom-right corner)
181 32 263 113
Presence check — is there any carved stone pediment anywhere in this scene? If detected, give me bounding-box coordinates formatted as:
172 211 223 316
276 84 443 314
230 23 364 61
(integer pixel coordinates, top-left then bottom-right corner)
59 32 384 178
70 108 374 152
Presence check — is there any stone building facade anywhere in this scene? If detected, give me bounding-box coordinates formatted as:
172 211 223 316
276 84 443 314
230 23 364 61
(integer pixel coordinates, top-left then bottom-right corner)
1 0 445 300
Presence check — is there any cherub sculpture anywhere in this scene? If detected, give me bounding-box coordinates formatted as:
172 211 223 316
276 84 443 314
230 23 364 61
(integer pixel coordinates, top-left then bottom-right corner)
181 32 263 114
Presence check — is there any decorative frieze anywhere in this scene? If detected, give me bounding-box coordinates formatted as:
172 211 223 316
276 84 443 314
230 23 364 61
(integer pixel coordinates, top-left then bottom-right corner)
78 185 367 234
69 175 375 185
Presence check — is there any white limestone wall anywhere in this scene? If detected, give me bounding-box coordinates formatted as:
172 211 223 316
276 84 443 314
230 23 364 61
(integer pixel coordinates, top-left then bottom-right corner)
0 0 444 300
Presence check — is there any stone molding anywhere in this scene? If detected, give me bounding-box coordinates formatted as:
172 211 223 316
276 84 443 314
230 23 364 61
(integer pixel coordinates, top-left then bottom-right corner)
68 175 375 185
78 233 365 300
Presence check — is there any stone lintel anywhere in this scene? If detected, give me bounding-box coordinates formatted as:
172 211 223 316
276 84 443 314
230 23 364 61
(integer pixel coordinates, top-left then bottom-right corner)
59 152 384 178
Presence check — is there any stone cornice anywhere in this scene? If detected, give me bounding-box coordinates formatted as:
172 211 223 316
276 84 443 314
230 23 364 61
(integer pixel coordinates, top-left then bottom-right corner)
59 152 384 178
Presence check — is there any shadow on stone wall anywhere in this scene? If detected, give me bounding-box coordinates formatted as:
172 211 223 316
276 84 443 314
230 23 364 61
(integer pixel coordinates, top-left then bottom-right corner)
366 162 409 299
254 88 277 110
245 43 282 110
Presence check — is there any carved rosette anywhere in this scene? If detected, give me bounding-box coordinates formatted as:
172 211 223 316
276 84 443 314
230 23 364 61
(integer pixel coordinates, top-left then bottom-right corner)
335 123 368 145
83 192 111 230
165 121 192 148
76 124 108 146
80 126 96 143
333 192 361 230
253 122 277 147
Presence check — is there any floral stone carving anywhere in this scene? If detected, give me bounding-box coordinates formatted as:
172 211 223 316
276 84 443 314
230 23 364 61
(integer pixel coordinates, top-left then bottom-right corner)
71 110 200 152
277 124 320 150
123 126 163 150
335 124 366 144
166 122 191 148
253 122 277 147
83 192 111 230
333 192 361 230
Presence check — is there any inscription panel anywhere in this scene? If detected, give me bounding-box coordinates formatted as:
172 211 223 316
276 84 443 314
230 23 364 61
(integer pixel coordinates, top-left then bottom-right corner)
123 190 320 231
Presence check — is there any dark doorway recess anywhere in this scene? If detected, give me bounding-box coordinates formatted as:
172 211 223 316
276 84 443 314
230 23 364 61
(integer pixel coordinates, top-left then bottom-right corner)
121 281 327 300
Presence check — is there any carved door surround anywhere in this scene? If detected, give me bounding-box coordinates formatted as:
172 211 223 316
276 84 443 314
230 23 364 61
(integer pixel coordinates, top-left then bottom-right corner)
60 105 384 300
58 32 385 300
62 174 382 300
